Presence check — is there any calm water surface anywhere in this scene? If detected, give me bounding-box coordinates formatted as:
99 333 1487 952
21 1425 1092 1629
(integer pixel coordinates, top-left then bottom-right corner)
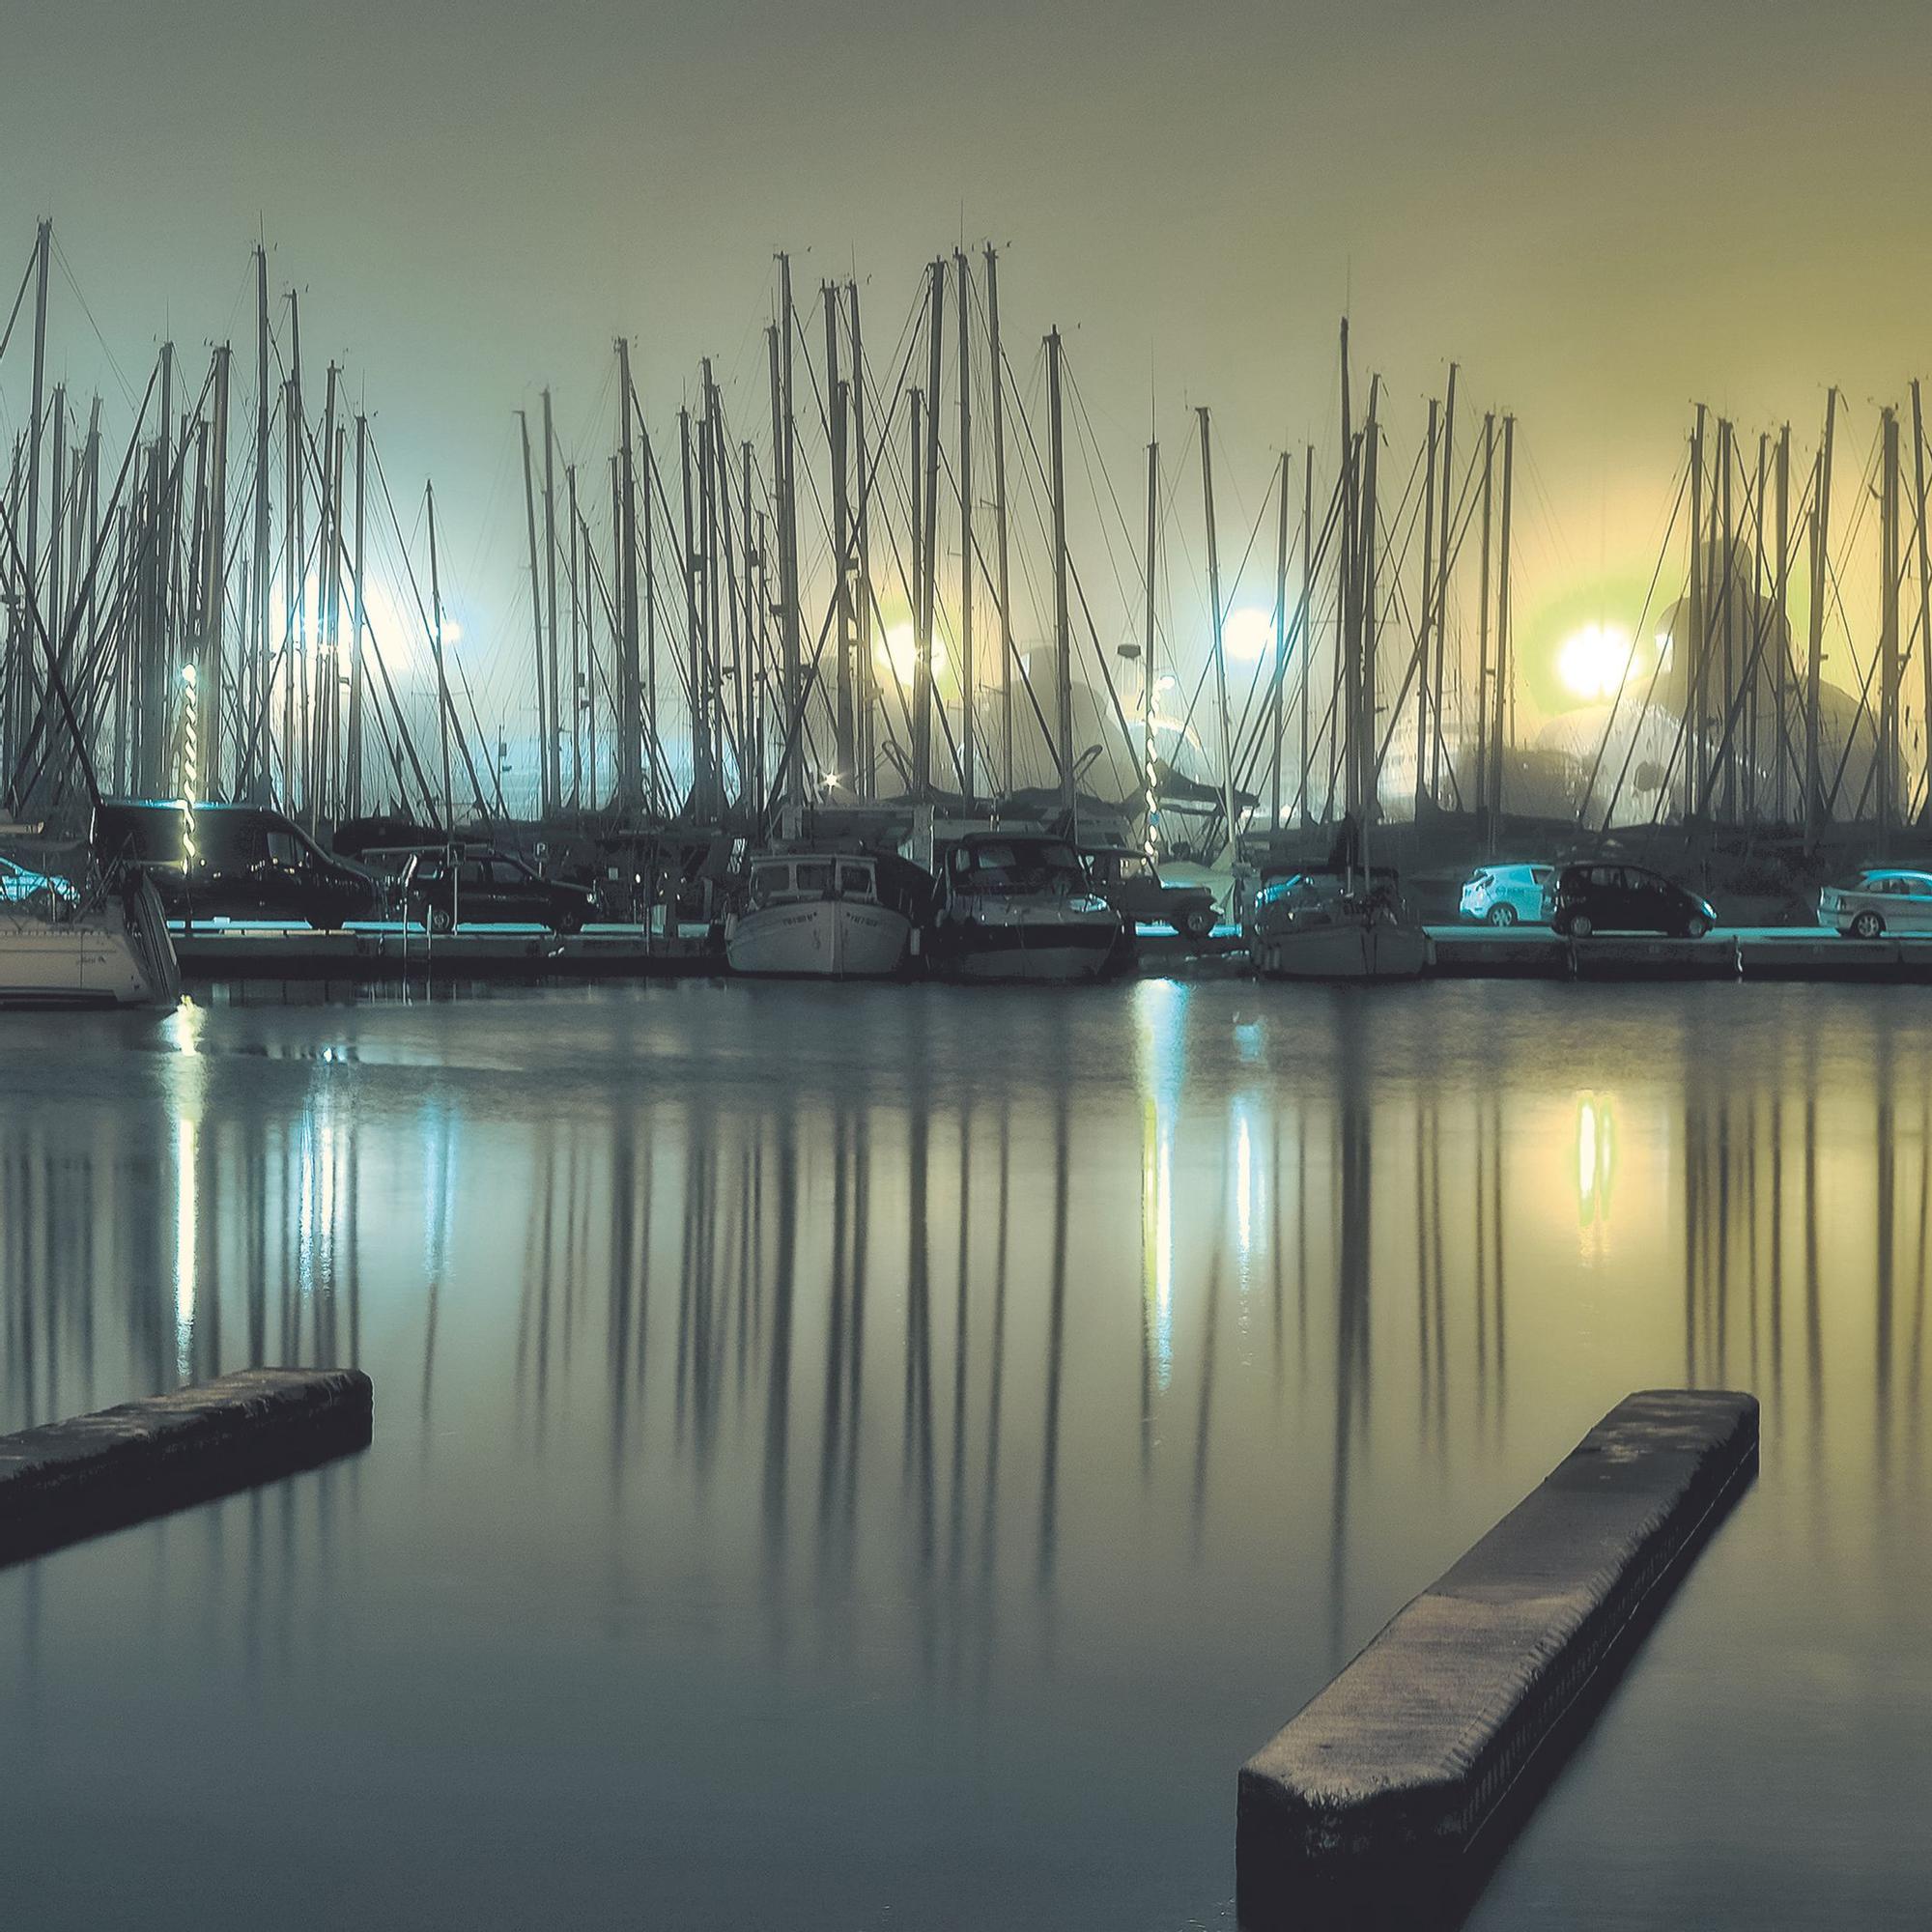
1 979 1927 1928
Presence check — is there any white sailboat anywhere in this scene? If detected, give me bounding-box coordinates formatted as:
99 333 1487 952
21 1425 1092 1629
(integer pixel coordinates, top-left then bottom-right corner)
725 853 913 980
0 869 181 1009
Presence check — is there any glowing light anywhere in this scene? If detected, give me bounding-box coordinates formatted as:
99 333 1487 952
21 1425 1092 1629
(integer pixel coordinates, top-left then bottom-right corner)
873 623 943 690
1557 623 1639 701
1577 1094 1616 1227
1235 1108 1254 1261
1224 607 1276 664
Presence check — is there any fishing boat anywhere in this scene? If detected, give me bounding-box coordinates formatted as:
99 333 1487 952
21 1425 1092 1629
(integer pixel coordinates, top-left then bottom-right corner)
922 831 1123 982
724 851 916 979
1245 864 1430 983
0 867 181 1009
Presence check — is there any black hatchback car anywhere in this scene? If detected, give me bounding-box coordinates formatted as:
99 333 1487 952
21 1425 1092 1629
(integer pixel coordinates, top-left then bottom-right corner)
1543 863 1718 939
403 850 597 933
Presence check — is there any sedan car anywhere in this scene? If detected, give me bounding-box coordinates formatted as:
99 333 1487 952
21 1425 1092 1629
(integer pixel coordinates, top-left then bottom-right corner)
1459 862 1554 926
402 850 597 933
1543 863 1717 939
1083 847 1218 938
1817 868 1932 939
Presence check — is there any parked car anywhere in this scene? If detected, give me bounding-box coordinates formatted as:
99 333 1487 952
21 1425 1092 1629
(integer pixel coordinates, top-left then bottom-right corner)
1817 868 1932 939
1083 847 1217 938
92 799 380 928
0 854 79 910
1543 863 1717 939
402 849 597 933
1459 862 1554 926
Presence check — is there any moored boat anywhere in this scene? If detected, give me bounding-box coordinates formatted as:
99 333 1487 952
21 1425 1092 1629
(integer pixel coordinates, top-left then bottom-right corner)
1246 865 1430 983
725 852 915 979
922 831 1124 982
0 868 180 1010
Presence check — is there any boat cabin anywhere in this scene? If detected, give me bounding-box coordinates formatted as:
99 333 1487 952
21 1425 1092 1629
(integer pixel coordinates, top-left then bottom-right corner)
747 855 882 910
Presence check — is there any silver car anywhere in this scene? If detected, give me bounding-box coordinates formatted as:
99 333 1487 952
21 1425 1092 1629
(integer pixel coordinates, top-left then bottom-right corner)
1460 862 1554 927
1818 868 1932 939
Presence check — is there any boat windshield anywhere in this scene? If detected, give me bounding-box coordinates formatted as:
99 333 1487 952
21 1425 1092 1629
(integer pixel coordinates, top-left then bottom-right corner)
953 841 1084 894
838 863 874 897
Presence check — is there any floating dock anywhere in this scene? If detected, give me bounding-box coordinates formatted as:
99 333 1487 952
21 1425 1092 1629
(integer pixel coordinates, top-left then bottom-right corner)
0 1368 373 1566
1426 924 1932 980
162 920 1932 986
1236 1388 1759 1930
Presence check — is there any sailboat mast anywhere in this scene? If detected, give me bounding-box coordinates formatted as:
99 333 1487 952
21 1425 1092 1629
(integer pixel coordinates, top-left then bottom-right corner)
614 337 642 819
1047 328 1074 830
1432 365 1456 803
1196 407 1236 857
1804 389 1835 849
1272 448 1289 832
426 479 452 833
777 253 803 835
849 282 874 800
985 247 1012 794
1144 437 1159 863
825 284 854 790
349 412 365 818
541 386 561 822
1492 412 1515 848
1913 383 1932 826
955 248 975 806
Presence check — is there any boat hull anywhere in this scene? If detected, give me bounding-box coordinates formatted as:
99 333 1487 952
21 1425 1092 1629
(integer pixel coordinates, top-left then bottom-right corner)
0 925 174 1009
926 910 1123 983
0 876 180 1011
725 899 911 979
1256 921 1430 983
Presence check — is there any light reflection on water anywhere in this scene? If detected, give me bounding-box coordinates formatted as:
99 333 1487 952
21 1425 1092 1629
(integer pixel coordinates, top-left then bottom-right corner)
0 980 1928 1930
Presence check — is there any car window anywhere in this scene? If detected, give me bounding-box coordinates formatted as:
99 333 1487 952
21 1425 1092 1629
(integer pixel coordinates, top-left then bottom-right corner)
489 861 526 886
1532 867 1553 884
458 861 486 887
265 831 302 867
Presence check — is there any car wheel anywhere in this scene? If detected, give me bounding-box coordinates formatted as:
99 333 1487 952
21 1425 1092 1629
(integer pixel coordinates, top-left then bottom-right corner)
1181 907 1213 939
429 904 453 935
1853 910 1884 940
1686 914 1711 939
1487 903 1518 927
1567 912 1593 940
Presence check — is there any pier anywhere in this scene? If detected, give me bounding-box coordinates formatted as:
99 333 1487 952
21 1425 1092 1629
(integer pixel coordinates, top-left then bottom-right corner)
0 1369 373 1566
1236 1390 1759 1929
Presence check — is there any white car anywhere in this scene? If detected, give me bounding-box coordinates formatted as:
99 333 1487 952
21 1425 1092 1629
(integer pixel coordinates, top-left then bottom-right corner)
1818 869 1932 939
1460 863 1554 927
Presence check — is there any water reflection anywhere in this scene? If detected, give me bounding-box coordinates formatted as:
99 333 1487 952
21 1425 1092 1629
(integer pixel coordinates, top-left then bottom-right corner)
2 985 1930 1929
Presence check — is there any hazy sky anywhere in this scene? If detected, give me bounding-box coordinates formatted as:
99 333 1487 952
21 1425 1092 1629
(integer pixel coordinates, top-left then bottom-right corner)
4 0 1928 747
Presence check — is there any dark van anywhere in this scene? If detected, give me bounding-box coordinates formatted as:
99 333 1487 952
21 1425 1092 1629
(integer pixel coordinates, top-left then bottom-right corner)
92 800 380 929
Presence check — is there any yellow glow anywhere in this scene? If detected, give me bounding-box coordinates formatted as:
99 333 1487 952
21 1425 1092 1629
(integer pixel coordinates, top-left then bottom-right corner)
872 623 944 691
1558 623 1639 701
1224 607 1275 664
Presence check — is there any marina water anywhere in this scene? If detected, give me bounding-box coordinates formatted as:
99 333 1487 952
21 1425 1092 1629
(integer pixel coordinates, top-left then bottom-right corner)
1 979 1927 1928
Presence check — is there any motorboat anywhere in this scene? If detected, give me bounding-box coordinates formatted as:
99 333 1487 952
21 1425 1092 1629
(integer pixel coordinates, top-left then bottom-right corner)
725 851 915 979
922 831 1124 982
1245 864 1430 983
0 867 181 1009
